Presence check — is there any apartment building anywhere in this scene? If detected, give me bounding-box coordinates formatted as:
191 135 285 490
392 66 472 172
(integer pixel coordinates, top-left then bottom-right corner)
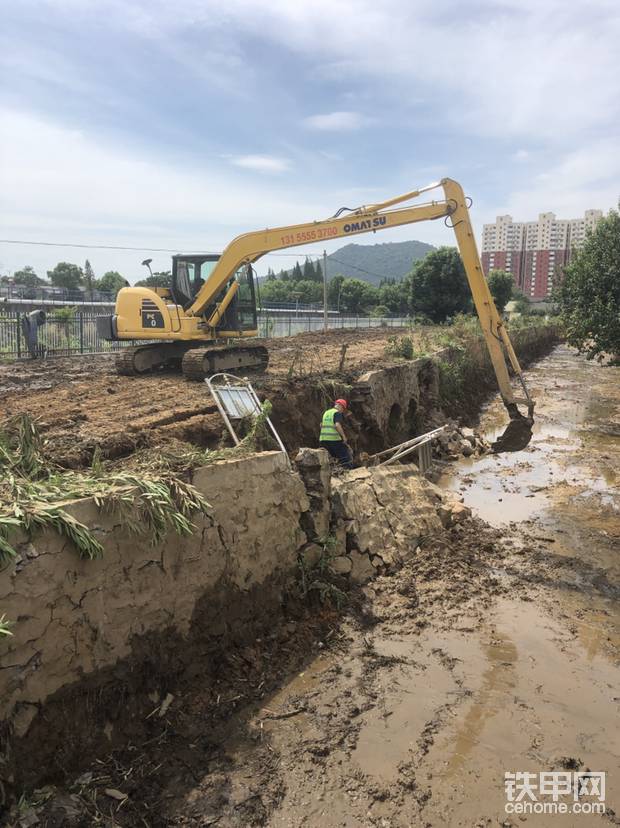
481 209 603 299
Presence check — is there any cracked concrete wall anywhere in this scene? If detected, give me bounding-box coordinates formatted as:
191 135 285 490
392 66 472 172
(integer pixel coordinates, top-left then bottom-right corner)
0 451 312 744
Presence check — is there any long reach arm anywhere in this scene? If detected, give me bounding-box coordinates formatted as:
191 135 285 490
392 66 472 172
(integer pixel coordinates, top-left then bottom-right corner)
190 178 534 447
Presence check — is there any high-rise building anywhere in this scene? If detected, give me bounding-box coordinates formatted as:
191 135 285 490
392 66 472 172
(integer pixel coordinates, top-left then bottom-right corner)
481 209 603 299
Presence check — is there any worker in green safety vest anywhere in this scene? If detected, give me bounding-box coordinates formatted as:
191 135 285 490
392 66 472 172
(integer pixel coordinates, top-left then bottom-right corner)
319 398 354 468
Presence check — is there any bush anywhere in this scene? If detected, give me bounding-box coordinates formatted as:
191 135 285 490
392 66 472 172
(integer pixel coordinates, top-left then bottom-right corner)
385 335 422 360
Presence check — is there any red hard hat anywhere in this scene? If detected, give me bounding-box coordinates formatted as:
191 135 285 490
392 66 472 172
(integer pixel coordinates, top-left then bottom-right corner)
335 398 348 409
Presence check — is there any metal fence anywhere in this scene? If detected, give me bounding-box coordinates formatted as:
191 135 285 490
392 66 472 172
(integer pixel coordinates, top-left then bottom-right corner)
0 312 127 359
257 313 410 338
0 285 116 304
0 311 412 360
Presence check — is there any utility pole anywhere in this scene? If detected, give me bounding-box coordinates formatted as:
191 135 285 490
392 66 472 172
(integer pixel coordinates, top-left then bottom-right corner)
323 249 328 332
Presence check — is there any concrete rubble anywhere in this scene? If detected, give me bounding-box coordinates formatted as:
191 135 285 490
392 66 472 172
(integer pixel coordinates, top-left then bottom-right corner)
431 420 488 460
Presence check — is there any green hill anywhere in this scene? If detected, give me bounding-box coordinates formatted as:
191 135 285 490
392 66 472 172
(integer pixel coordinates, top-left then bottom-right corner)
284 240 434 285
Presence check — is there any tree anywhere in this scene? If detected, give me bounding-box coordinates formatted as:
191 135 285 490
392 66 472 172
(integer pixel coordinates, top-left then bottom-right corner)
408 247 472 322
48 262 84 291
315 260 323 283
558 207 620 359
84 260 96 296
338 279 378 314
134 271 172 289
266 268 277 282
259 278 323 305
378 280 409 315
292 262 303 281
328 274 345 308
12 266 45 288
486 269 514 313
96 270 127 295
512 290 531 315
303 258 316 282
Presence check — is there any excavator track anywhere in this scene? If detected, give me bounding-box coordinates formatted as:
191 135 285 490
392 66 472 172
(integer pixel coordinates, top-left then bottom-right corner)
182 344 269 381
115 343 192 375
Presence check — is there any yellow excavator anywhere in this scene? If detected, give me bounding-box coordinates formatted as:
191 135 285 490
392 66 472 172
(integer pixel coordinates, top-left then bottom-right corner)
98 178 534 450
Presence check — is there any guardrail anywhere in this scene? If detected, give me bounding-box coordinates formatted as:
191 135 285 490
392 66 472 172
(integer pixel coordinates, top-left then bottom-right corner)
0 311 412 360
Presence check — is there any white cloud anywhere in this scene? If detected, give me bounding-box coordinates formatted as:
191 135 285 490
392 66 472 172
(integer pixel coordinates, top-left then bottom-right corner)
76 0 619 144
0 110 325 278
229 154 291 173
491 139 620 222
513 149 530 161
0 109 450 280
303 111 367 131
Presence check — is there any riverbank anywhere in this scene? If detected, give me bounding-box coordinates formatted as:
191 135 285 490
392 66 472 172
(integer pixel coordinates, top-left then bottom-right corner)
5 343 617 826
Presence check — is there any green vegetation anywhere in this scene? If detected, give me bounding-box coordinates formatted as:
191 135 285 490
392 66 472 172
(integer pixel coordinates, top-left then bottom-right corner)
557 206 620 360
0 614 13 637
135 270 172 289
0 414 211 567
486 269 514 313
7 266 44 288
385 335 425 361
4 261 131 296
47 261 84 290
408 247 473 322
298 535 347 608
97 270 127 294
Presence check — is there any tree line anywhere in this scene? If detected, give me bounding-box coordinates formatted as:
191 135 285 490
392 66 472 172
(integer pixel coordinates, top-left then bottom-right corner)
2 249 524 322
0 261 171 295
260 250 517 319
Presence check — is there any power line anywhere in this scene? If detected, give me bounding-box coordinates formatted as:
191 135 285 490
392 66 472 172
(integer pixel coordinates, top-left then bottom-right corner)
0 238 324 257
329 255 386 282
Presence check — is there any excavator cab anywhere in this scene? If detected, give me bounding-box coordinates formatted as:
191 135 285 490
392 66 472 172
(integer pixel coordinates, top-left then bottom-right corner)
171 254 219 310
171 255 258 332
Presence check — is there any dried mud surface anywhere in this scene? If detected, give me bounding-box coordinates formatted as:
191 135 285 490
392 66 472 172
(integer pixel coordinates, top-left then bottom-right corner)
11 346 620 828
0 328 427 468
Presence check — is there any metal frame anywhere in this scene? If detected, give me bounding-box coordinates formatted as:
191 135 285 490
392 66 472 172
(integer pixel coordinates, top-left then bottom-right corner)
205 373 290 466
367 425 449 473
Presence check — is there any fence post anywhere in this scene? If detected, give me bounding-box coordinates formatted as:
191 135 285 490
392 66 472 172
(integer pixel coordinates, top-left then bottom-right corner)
79 313 84 353
16 312 21 358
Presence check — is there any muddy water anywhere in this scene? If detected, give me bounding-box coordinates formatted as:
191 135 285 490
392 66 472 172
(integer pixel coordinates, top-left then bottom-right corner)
442 344 620 575
427 344 620 824
257 345 620 826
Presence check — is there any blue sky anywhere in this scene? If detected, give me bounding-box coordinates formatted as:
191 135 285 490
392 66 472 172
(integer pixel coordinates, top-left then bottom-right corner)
1 0 618 282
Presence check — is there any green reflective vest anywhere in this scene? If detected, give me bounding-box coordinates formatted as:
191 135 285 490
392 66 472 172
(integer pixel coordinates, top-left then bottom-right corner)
320 407 342 442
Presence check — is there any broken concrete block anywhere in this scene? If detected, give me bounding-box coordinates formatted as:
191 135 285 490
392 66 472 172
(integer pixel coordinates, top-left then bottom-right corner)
438 504 453 528
349 550 376 584
461 444 474 457
330 555 353 575
450 502 472 523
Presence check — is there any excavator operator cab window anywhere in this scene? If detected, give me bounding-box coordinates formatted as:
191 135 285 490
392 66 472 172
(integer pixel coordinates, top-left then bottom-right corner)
219 265 258 332
171 254 220 310
235 265 258 329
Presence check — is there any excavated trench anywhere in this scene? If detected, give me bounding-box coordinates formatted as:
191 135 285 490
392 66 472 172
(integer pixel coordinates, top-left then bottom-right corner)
0 328 567 824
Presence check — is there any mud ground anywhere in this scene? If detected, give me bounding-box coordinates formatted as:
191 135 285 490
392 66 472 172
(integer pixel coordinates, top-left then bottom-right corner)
11 345 619 827
0 327 430 468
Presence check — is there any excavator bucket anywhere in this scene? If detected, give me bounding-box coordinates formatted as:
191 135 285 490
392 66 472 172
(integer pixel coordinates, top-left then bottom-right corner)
491 415 533 453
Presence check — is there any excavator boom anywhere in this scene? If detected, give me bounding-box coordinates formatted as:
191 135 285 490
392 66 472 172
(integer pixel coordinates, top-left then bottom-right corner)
102 178 534 450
